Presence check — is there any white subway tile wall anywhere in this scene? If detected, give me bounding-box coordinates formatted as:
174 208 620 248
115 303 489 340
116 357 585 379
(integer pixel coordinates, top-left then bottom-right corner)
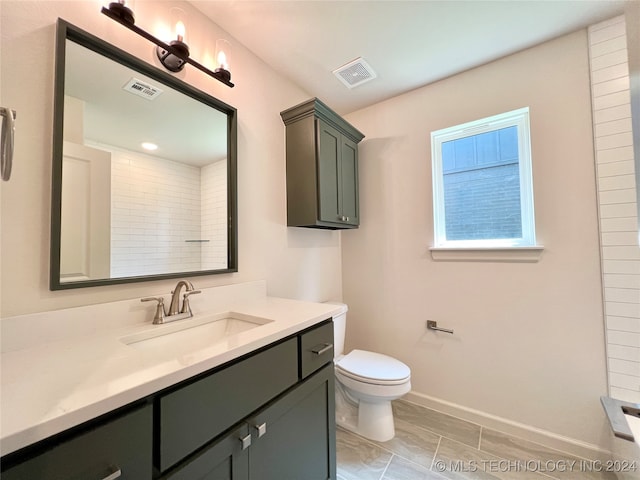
589 16 640 402
111 149 202 277
108 147 228 278
201 160 228 270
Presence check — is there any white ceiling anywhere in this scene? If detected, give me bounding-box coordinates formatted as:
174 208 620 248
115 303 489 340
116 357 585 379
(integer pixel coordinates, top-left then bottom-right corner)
192 0 629 115
65 41 228 165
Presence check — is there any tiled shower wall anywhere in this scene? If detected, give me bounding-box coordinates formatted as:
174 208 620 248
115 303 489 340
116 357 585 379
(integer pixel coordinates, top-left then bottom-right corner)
110 149 203 277
201 160 228 270
588 16 640 402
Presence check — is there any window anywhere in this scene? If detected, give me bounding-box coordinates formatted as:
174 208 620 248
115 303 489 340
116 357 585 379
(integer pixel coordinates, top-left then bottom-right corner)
431 107 536 249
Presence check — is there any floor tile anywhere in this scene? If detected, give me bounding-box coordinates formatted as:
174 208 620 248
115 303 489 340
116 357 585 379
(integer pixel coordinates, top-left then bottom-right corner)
337 427 393 480
382 455 446 480
433 436 551 480
480 429 619 480
371 417 441 470
393 400 482 449
335 401 620 480
434 436 511 480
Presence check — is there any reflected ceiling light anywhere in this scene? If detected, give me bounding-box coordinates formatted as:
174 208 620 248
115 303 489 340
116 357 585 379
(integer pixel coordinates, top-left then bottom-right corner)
141 142 158 151
101 2 234 87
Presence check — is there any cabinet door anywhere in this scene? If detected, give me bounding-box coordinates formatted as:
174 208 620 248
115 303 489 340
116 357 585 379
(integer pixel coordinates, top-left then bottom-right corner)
249 364 336 480
161 425 249 480
316 119 341 224
340 137 359 226
1 405 152 480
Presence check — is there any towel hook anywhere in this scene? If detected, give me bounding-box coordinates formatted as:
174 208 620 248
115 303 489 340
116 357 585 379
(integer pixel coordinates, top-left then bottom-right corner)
1 107 16 181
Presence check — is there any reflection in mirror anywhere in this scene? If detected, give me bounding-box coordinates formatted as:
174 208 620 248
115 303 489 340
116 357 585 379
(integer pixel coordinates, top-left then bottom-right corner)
51 20 237 289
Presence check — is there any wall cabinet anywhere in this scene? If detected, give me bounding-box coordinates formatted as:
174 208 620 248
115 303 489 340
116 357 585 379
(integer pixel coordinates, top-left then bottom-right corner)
1 321 336 480
281 98 365 229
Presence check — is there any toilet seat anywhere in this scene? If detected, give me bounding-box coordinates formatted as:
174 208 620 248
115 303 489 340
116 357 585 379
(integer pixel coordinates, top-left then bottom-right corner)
336 349 410 386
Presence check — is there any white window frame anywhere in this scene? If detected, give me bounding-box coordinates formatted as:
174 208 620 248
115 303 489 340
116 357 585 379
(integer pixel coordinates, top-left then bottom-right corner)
431 107 536 249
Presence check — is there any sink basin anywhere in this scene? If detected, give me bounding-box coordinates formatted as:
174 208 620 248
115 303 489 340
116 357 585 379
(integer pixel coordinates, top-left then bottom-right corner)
121 312 273 352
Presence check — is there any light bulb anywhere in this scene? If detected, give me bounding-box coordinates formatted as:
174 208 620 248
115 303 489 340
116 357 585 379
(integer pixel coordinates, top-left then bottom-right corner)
215 39 232 71
175 20 185 42
169 7 187 44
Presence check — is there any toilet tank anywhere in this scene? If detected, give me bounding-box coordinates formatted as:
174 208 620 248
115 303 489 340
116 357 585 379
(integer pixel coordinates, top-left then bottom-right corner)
326 302 348 357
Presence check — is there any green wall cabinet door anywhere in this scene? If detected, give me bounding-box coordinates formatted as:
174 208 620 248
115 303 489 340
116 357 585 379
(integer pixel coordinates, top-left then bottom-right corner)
339 135 359 226
281 98 364 229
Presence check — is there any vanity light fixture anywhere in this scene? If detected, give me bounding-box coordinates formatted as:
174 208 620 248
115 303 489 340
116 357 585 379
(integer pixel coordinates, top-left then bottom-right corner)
156 8 190 73
214 39 232 83
101 2 234 87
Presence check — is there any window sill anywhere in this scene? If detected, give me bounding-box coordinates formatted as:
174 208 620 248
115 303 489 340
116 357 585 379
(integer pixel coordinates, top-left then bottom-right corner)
429 246 544 262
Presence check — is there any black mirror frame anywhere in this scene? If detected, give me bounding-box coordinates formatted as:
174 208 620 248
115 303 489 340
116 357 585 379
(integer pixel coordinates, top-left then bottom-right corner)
50 19 238 290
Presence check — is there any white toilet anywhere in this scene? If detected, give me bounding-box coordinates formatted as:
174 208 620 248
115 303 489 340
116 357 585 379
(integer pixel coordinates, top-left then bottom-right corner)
330 303 411 442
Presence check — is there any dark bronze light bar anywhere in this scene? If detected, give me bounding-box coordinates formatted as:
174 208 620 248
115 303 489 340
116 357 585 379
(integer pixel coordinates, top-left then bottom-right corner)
101 4 234 88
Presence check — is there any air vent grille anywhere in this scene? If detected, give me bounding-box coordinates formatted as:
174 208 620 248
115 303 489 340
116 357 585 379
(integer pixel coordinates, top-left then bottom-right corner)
333 57 377 89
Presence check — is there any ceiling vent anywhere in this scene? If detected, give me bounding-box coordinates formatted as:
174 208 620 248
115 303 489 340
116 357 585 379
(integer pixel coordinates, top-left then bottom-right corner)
122 77 164 101
333 57 377 89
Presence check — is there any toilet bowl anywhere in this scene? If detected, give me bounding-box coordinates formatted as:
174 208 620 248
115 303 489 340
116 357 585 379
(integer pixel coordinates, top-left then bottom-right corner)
329 303 411 442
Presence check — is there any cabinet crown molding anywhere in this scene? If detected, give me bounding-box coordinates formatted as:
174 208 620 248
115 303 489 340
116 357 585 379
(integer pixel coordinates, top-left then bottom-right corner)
280 97 365 144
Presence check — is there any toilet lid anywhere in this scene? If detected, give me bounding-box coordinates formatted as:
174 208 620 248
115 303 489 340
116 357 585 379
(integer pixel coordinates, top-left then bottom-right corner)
336 349 410 385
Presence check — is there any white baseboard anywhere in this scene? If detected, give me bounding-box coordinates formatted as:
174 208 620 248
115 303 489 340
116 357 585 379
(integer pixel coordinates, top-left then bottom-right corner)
403 391 616 462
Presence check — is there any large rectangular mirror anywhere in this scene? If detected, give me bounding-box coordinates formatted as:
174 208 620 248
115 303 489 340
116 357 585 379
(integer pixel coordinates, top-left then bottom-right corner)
50 19 237 290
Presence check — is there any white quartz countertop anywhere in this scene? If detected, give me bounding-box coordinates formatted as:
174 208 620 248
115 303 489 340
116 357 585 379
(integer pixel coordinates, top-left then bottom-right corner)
0 285 341 456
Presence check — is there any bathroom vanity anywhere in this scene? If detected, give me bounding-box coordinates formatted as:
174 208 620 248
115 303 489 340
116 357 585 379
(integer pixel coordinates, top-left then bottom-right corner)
0 282 340 479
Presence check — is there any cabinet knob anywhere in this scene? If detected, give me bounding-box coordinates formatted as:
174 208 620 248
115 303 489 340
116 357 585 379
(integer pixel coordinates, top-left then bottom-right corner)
240 433 252 450
254 422 267 438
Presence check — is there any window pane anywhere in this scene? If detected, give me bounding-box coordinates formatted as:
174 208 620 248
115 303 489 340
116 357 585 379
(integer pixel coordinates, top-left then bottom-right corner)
441 126 521 240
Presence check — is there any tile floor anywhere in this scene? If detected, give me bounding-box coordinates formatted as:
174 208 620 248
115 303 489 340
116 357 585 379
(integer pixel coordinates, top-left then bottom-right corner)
336 400 635 480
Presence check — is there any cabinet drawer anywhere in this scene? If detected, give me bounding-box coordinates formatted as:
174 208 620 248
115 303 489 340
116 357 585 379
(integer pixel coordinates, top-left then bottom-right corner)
300 321 334 379
2 404 152 480
158 338 298 472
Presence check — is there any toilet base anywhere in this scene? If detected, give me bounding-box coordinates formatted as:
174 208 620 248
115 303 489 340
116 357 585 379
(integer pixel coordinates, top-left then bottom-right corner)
356 400 396 442
335 381 396 442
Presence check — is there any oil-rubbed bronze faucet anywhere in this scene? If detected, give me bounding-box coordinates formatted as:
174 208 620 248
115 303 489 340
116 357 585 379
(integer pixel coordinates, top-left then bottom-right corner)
141 280 201 324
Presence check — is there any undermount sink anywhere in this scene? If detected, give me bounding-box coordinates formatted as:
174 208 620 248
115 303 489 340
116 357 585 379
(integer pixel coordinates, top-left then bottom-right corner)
121 312 273 352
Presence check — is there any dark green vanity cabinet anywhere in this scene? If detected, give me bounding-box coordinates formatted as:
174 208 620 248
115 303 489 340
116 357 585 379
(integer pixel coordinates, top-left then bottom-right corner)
1 404 153 480
163 364 335 480
1 320 336 480
281 98 365 229
161 321 336 480
158 338 299 471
